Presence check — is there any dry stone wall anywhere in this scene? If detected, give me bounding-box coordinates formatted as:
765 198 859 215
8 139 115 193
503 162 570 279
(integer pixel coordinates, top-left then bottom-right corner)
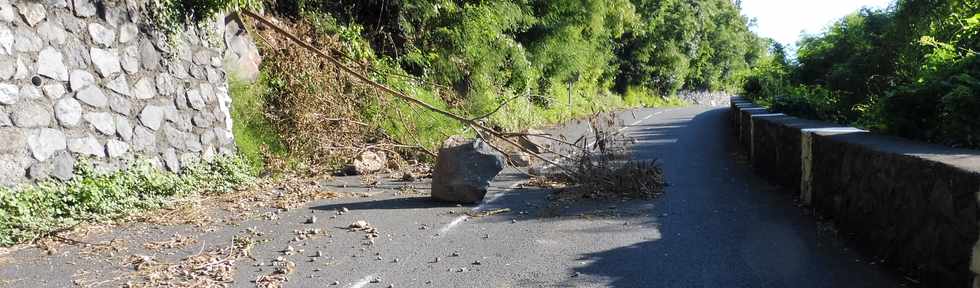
0 0 237 187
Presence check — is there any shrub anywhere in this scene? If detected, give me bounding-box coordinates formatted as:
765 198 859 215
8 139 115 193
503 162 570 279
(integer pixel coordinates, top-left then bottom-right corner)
0 155 255 246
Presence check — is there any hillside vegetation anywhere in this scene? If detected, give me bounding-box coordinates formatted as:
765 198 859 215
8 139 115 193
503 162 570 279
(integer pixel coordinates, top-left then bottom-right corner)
225 0 766 170
744 0 980 148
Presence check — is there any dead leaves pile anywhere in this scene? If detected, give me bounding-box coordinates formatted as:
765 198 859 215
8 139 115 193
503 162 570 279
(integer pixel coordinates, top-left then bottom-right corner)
127 235 254 288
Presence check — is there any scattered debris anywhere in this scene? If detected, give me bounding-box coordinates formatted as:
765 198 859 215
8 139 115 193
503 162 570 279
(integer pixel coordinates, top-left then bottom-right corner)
255 256 295 288
142 234 198 250
128 235 255 287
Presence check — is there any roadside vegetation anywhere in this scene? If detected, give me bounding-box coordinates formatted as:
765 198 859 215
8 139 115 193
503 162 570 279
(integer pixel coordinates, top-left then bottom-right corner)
0 156 254 246
743 0 980 148
227 0 766 171
0 0 763 247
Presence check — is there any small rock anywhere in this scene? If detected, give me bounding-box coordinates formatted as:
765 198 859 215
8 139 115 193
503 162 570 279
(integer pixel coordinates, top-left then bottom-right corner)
451 252 460 257
350 150 386 175
331 281 339 285
315 250 323 257
349 220 369 229
472 260 481 265
307 216 317 224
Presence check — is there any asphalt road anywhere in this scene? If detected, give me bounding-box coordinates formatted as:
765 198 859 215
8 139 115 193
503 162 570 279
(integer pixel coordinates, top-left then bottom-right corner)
0 105 907 287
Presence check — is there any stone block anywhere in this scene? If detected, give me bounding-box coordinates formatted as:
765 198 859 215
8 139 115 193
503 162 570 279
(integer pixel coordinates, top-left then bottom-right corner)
11 102 51 128
38 46 69 81
90 47 121 76
27 128 66 161
68 136 104 157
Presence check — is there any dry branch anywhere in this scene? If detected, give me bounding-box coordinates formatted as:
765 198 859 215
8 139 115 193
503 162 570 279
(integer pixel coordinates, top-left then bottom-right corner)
240 10 572 173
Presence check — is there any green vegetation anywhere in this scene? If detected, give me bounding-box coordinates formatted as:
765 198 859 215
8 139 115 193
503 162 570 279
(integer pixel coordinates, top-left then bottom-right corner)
744 0 980 148
231 0 764 168
228 73 285 171
0 156 254 246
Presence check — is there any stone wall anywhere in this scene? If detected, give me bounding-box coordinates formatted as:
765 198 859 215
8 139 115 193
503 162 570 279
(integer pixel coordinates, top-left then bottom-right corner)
0 0 237 187
730 97 980 287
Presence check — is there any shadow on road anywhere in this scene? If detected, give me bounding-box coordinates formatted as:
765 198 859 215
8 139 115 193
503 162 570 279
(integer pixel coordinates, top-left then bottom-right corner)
561 108 908 288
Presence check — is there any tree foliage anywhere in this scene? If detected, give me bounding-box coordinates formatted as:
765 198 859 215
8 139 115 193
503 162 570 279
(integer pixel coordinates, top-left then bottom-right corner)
274 0 762 111
744 0 980 148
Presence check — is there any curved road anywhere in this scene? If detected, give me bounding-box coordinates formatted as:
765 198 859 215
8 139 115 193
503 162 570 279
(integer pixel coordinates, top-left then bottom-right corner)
0 106 906 287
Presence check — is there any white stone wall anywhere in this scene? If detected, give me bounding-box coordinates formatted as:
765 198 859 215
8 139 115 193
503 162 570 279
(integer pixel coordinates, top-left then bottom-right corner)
0 0 237 186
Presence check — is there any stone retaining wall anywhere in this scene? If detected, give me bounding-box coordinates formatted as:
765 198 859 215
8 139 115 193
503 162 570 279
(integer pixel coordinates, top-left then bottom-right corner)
0 0 238 186
730 97 980 287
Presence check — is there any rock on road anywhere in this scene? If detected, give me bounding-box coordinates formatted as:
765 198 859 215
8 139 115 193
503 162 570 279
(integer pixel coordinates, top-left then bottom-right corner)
0 106 906 287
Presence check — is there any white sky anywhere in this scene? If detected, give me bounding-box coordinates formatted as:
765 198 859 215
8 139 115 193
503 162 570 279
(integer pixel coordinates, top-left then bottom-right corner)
740 0 895 46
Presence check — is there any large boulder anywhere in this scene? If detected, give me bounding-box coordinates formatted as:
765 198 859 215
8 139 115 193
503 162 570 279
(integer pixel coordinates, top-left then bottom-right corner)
431 136 505 203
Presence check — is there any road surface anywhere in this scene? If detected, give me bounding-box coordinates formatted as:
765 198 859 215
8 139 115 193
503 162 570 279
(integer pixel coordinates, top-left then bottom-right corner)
0 106 907 287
